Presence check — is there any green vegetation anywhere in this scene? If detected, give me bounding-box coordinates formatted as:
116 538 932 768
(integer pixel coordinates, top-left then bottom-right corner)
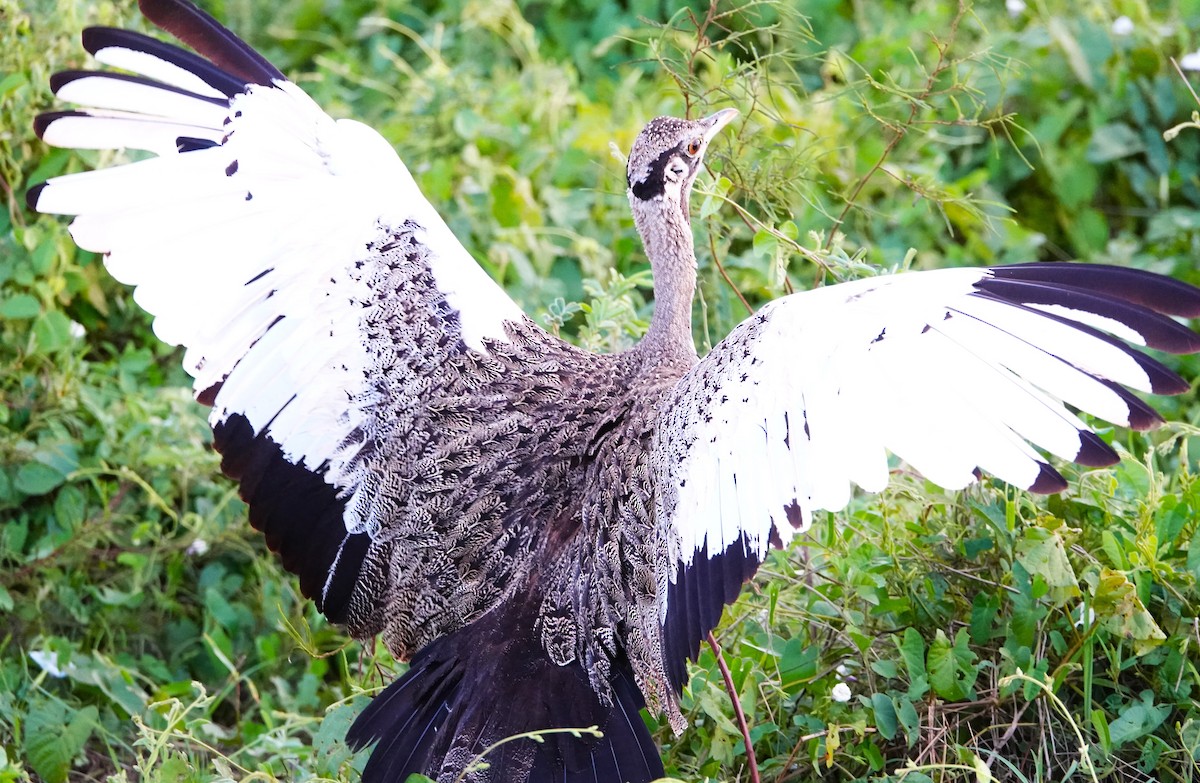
4 0 1200 781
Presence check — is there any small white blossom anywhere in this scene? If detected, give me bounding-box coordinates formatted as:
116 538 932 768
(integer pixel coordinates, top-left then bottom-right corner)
1181 52 1200 71
1006 0 1026 16
29 649 72 678
1074 605 1096 628
831 682 853 703
187 538 210 556
68 320 86 339
835 663 851 677
1112 16 1134 36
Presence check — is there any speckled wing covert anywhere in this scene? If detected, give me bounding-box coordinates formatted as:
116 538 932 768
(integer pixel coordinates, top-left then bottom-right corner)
653 263 1200 685
27 0 533 628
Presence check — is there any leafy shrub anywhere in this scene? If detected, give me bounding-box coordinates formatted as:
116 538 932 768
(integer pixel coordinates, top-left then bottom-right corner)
3 1 1200 782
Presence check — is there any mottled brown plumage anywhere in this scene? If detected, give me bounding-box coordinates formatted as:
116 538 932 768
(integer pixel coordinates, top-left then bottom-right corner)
334 113 738 780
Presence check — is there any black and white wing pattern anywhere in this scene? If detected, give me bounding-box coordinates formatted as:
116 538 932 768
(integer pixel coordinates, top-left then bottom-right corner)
28 0 537 637
652 263 1200 681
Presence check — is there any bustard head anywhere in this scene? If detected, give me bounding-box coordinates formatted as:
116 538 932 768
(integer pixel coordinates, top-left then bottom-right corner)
626 108 737 354
626 108 738 221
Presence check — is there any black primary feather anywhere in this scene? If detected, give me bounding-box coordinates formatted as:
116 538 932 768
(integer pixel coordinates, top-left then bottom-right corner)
137 0 284 86
988 262 1200 319
82 26 249 97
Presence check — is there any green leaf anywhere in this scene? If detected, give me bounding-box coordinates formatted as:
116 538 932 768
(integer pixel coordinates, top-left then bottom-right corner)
927 628 979 701
1092 568 1167 655
0 294 40 319
1091 708 1112 753
969 591 1000 645
1107 691 1170 747
895 695 921 747
1087 123 1145 163
895 628 928 698
1187 524 1200 580
32 310 74 353
24 700 97 783
870 692 898 740
1048 18 1093 89
14 462 65 496
1015 525 1079 605
53 485 86 530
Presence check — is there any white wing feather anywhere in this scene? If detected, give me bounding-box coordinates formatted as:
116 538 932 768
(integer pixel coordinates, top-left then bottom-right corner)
655 267 1193 572
30 40 527 512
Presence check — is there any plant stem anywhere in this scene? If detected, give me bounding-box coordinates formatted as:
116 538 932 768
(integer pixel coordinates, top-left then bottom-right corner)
708 630 760 783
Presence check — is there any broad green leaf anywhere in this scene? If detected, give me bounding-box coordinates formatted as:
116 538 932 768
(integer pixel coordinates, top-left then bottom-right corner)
53 485 86 530
895 628 928 698
1087 123 1146 163
32 310 74 353
1107 691 1170 747
870 692 898 740
1092 569 1167 655
0 294 40 319
969 591 1000 645
24 700 97 783
1015 525 1079 605
14 462 65 496
895 695 921 747
927 629 979 701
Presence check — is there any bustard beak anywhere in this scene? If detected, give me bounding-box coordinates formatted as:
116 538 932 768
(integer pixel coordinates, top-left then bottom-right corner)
700 108 739 142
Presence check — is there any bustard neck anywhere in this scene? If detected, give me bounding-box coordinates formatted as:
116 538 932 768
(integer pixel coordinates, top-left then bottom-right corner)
632 196 698 361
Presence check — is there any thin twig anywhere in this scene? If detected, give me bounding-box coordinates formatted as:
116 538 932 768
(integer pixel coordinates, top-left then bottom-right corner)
709 231 754 315
708 630 761 783
822 1 967 252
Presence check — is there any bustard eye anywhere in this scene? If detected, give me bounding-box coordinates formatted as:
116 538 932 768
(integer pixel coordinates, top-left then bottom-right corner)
685 138 702 156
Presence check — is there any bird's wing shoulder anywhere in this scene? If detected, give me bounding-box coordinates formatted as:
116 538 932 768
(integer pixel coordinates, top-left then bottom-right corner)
29 0 558 636
651 263 1200 687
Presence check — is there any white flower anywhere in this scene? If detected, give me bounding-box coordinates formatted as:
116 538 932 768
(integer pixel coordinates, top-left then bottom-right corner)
68 321 86 339
187 538 210 556
835 663 851 677
1074 605 1096 628
1006 0 1026 16
1182 52 1200 71
29 649 72 678
1112 16 1134 36
831 682 853 703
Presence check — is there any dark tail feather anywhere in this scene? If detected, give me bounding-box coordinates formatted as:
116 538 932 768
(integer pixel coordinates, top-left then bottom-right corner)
348 601 664 783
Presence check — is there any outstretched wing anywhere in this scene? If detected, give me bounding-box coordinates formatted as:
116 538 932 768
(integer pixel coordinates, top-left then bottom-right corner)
652 262 1200 686
28 0 539 632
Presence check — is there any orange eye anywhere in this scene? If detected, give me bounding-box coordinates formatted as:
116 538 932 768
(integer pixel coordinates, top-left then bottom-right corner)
686 139 702 156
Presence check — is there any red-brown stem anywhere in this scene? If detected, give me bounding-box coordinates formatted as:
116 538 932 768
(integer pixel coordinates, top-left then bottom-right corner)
708 631 761 783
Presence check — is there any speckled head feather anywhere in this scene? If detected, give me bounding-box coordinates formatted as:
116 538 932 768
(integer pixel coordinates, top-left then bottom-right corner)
626 110 737 203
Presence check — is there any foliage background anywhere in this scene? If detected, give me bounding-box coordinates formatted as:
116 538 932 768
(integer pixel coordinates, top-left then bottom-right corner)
3 0 1200 781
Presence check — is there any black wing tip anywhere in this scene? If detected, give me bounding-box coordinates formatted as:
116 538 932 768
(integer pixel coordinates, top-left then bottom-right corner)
81 26 129 55
1127 403 1166 432
48 70 90 94
989 262 1200 320
25 182 47 212
137 0 285 86
1028 462 1068 494
1075 431 1120 468
212 412 363 620
976 272 1200 354
1149 366 1191 396
33 110 87 140
663 533 760 692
